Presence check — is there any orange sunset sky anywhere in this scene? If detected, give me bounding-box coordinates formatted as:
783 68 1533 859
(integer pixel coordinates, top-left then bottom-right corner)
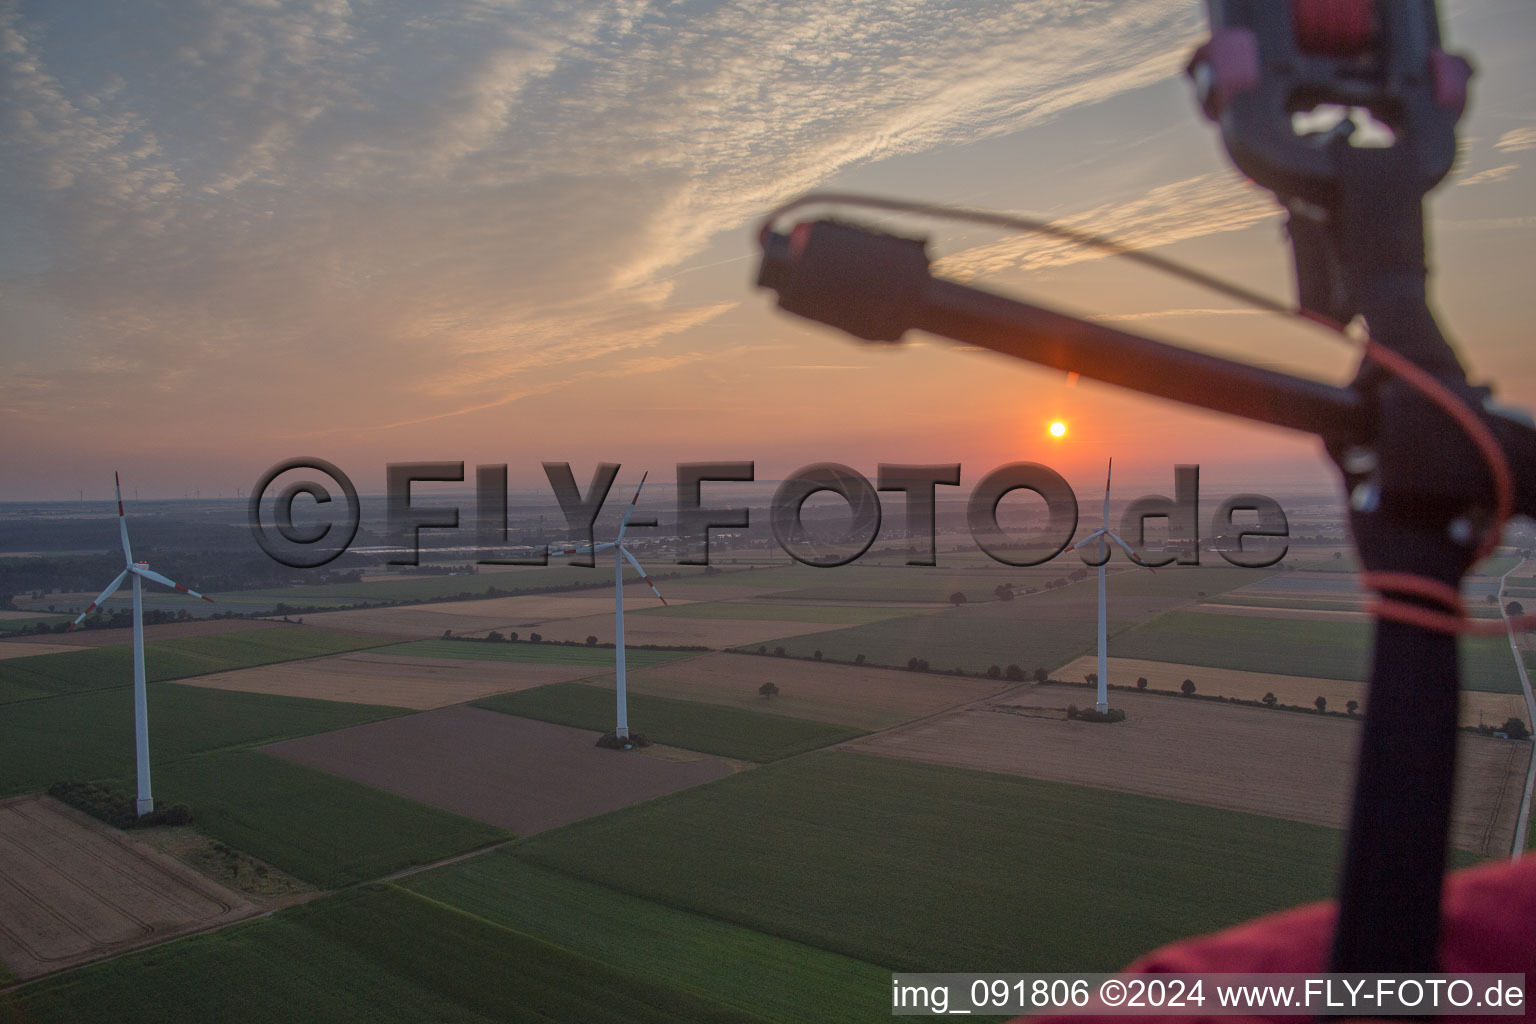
2 0 1533 502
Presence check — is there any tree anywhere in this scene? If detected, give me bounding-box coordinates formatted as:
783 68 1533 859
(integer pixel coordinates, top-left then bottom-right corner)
987 664 1002 679
949 591 967 607
994 583 1015 602
1346 699 1359 716
1005 664 1025 681
854 653 866 665
1507 600 1525 616
1262 692 1277 707
507 632 519 642
1333 551 1342 560
908 657 920 670
774 646 786 657
813 650 822 660
1180 679 1196 696
1136 677 1148 690
1486 593 1498 604
586 634 598 645
1501 717 1531 740
1315 695 1327 712
486 630 504 642
529 632 542 642
442 629 453 639
1032 667 1049 684
758 681 780 699
1085 672 1098 685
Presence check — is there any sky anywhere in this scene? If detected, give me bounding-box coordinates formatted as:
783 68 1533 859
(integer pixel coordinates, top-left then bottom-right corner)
2 0 1534 505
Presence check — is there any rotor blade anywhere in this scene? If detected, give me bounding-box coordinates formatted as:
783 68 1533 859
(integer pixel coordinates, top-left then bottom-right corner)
68 569 130 630
1071 528 1107 550
1105 531 1157 571
1103 458 1112 529
132 565 215 602
116 471 132 564
616 470 649 543
618 546 667 605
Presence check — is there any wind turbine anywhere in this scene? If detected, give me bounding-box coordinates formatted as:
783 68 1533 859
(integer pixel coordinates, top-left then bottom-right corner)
68 473 215 816
1072 459 1150 714
559 472 666 744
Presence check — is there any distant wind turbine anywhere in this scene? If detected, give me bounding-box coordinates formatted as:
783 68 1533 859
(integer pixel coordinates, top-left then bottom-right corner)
559 473 666 744
68 473 215 816
1072 459 1151 714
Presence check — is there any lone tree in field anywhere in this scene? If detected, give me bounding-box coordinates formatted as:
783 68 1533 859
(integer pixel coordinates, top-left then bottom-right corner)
1136 676 1148 690
507 631 518 641
1262 692 1277 707
855 653 866 664
1180 679 1196 696
442 629 453 639
1507 600 1525 616
994 583 1014 602
1315 695 1328 712
1085 672 1098 685
529 632 542 642
1005 664 1024 681
1032 667 1050 683
987 664 1002 679
949 591 967 607
1346 699 1360 715
586 634 598 645
1502 717 1531 740
758 681 779 699
486 630 504 642
813 650 822 660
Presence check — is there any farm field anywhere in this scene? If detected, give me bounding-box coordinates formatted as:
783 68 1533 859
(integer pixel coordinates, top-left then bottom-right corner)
1052 654 1532 729
0 795 255 981
1113 611 1522 692
516 609 849 648
378 637 698 669
0 641 77 660
410 592 681 623
264 706 736 835
1 884 770 1024
0 626 397 705
624 650 1009 730
0 683 405 798
0 616 291 649
220 563 718 606
635 600 917 624
150 751 508 888
475 683 865 762
846 685 1527 857
515 750 1347 973
179 649 595 709
403 854 888 1024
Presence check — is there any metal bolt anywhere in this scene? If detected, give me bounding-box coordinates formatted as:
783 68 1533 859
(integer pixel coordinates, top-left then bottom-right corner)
1341 446 1378 475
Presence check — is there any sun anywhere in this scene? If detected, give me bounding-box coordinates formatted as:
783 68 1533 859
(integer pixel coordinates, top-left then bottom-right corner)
1049 420 1067 438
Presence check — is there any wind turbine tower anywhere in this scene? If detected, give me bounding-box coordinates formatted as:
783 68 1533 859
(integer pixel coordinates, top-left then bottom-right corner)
560 473 666 744
1072 459 1148 714
69 473 215 815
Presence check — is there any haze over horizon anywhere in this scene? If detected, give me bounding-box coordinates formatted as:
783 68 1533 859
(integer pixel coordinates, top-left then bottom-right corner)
3 0 1533 505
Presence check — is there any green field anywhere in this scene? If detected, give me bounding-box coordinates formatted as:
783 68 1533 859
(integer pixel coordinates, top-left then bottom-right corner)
404 855 888 1024
377 638 699 668
1116 611 1521 692
0 627 395 705
635 601 917 625
0 683 404 797
150 750 509 887
219 565 718 608
0 615 73 633
2 885 771 1024
475 683 864 762
516 751 1346 973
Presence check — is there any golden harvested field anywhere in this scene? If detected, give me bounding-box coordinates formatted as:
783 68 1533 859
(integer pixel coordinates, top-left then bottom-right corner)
1052 655 1532 730
0 642 80 660
4 618 288 648
847 684 1528 856
623 651 1011 730
0 795 256 980
522 612 848 649
177 651 591 709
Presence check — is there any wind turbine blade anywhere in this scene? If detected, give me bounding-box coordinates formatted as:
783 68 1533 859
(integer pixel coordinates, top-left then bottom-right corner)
68 569 130 630
1105 531 1157 571
1071 528 1108 550
1103 458 1112 529
116 472 133 564
132 566 216 602
619 546 667 605
616 471 649 543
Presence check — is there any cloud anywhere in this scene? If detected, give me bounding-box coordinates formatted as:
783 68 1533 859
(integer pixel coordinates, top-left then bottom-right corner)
0 0 1207 441
1458 163 1519 187
1494 127 1536 153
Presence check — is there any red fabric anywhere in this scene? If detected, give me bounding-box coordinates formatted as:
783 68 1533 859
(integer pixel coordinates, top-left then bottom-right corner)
1016 857 1536 1024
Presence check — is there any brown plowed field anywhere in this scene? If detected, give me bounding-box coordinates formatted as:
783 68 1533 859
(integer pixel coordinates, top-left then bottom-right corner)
178 651 593 709
847 685 1528 856
1052 655 1531 730
0 642 80 660
3 618 289 648
263 706 734 835
0 795 256 980
624 651 1011 730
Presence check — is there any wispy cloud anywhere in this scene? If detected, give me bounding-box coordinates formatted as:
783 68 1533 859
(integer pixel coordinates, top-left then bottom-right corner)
1495 127 1536 153
1459 163 1519 186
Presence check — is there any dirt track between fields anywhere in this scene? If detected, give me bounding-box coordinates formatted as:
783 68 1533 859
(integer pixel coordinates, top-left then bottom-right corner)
0 795 256 980
847 685 1528 855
